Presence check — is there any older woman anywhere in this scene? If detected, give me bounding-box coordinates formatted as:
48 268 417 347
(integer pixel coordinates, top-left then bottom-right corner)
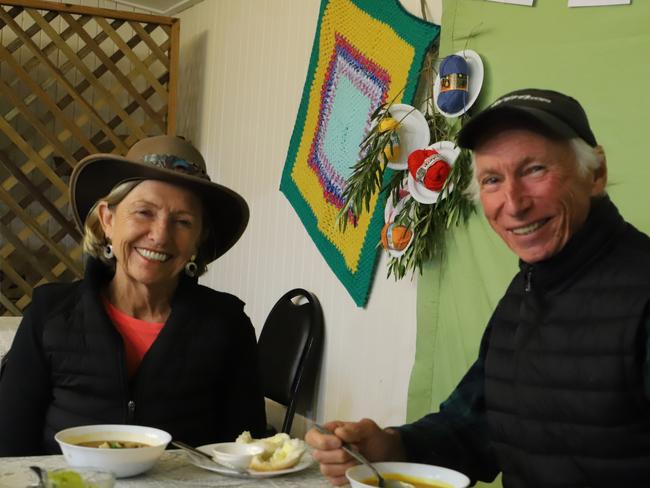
0 135 266 455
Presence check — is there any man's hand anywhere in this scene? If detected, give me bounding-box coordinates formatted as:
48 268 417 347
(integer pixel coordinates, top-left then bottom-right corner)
305 418 407 486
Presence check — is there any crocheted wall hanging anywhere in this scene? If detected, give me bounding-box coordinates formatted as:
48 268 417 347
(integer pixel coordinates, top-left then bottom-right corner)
280 0 439 307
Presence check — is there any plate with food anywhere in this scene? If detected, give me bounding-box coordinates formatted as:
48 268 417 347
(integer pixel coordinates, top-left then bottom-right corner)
185 431 313 478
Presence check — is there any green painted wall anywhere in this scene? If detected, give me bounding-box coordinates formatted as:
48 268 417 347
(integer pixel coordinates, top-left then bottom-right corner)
408 1 650 486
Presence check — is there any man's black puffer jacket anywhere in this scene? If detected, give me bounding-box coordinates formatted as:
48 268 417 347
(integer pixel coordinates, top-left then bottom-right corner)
486 197 650 487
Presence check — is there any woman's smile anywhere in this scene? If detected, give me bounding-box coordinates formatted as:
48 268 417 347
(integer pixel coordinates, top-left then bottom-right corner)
135 247 172 262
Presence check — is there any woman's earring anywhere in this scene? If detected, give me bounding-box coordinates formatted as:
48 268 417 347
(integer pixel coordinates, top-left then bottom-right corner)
103 243 114 260
185 255 198 277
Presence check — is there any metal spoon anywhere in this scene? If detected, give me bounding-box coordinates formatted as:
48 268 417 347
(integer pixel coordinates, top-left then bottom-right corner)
313 424 414 488
29 466 46 488
171 440 250 476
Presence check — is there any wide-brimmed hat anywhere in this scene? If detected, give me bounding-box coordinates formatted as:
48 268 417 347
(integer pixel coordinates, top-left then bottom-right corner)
70 135 249 263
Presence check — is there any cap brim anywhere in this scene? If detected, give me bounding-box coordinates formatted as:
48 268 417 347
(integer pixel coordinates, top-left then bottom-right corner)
70 154 249 263
457 105 579 150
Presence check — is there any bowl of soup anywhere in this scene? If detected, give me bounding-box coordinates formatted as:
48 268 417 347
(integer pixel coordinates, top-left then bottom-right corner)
346 462 470 488
54 424 171 478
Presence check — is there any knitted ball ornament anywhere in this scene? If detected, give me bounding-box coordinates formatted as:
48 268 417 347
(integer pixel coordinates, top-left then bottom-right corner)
407 148 452 192
437 54 469 114
381 222 413 252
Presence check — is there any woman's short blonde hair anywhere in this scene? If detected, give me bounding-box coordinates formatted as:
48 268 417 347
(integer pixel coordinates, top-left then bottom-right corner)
82 179 211 276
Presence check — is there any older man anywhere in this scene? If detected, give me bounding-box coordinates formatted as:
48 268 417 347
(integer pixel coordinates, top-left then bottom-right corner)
306 89 650 487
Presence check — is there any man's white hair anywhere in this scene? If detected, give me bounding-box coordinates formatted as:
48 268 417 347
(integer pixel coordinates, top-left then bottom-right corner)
465 137 605 202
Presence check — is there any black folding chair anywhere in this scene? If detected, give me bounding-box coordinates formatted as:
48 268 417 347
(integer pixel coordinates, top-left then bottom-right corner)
257 288 324 434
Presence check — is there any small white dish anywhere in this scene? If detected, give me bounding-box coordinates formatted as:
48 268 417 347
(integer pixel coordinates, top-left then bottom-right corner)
347 461 470 488
434 49 484 118
407 140 460 204
211 442 264 470
384 183 411 224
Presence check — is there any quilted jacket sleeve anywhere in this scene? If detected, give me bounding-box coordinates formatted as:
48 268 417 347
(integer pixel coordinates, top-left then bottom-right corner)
220 300 267 440
0 288 53 455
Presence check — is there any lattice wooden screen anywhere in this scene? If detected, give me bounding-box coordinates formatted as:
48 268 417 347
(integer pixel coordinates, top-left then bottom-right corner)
0 0 179 315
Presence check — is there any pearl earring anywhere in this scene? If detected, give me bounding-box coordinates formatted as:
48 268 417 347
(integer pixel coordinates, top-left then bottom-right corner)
103 243 114 260
184 255 198 277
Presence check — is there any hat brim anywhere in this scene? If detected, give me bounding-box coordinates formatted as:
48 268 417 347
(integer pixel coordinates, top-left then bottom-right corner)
70 154 249 263
457 105 580 150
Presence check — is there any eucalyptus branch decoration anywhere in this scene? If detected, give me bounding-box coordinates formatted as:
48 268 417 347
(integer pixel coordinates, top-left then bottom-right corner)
337 104 405 231
386 147 475 279
336 45 482 280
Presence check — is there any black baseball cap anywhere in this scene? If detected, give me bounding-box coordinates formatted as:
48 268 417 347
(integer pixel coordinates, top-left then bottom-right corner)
457 88 597 149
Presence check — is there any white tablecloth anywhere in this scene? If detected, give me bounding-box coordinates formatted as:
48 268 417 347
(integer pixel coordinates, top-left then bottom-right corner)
0 450 332 487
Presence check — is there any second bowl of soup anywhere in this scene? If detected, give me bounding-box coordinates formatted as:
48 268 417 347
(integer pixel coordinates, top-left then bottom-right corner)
54 424 171 478
346 461 470 488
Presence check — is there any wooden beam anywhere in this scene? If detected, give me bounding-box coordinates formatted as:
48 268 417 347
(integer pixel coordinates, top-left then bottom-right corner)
0 1 176 25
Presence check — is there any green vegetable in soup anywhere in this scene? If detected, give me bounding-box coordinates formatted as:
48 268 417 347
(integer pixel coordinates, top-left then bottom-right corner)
76 440 149 448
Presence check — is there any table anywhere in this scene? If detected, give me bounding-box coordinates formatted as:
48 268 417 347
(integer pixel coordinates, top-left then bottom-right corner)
0 450 333 487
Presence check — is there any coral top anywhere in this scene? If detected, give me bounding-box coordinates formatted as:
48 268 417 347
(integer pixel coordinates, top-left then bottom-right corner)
103 297 165 377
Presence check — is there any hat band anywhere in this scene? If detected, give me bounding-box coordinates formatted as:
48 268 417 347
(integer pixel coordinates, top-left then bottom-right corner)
142 153 210 181
440 73 468 93
415 154 444 183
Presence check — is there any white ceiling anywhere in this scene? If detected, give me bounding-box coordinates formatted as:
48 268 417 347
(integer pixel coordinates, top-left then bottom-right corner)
113 0 204 16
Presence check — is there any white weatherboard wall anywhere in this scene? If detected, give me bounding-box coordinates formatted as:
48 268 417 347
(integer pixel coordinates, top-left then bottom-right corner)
176 0 441 435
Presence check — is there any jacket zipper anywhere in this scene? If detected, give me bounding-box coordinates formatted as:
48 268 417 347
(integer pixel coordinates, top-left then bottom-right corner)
127 400 136 423
524 265 533 293
102 295 135 424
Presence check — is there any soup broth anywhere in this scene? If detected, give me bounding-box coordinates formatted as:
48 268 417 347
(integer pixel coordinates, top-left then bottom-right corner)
361 473 453 488
76 440 150 449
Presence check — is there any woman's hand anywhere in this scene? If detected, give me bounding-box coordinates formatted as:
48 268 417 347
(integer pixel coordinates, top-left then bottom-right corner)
305 418 407 486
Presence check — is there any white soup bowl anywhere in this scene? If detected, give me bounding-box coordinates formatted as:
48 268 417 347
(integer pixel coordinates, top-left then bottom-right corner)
346 461 470 488
54 424 171 478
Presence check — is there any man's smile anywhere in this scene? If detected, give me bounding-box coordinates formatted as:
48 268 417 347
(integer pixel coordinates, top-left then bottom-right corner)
509 217 551 236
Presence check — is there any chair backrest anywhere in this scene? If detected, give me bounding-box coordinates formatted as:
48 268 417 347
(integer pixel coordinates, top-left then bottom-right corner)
257 288 324 434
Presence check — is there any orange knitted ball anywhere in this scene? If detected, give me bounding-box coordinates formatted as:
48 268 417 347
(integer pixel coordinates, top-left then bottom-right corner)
381 222 413 252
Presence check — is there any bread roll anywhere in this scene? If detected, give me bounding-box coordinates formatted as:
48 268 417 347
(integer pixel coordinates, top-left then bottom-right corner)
236 431 291 457
249 438 306 471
